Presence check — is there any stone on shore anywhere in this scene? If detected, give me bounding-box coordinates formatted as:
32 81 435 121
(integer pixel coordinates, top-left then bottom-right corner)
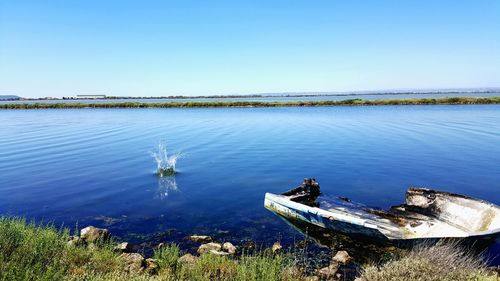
210 250 230 256
80 226 109 243
317 263 339 279
189 235 212 243
272 242 282 253
222 242 237 254
67 235 85 247
197 242 222 254
302 276 320 281
332 250 352 264
145 258 159 274
120 253 145 273
114 242 133 252
178 253 198 265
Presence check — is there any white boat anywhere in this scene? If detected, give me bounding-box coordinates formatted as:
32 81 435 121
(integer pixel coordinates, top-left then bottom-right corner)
264 179 500 244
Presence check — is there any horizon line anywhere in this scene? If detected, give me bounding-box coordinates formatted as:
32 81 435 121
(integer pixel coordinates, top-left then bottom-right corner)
2 86 500 99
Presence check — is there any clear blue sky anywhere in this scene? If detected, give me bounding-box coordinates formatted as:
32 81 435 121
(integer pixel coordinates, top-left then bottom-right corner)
1 1 499 98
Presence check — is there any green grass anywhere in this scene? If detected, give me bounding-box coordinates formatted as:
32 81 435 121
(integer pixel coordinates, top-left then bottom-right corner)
0 218 68 280
0 217 123 281
0 217 302 281
1 217 497 281
234 252 296 281
1 96 500 109
153 244 180 271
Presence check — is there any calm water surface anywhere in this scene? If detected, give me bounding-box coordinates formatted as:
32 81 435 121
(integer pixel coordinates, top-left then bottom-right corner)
1 106 499 252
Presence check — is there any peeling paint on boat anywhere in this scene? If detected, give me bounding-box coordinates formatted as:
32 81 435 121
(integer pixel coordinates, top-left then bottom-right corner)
264 187 500 243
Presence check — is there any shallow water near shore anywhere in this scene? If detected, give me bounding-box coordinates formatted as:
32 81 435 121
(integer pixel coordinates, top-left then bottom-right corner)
1 105 499 261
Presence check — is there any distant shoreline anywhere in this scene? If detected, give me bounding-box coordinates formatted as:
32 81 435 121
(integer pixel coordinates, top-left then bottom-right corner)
3 89 500 101
2 96 500 109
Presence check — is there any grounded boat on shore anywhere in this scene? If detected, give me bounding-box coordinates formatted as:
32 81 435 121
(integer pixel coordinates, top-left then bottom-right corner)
264 179 500 245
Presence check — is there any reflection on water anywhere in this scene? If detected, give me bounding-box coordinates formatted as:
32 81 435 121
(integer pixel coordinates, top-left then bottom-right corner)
276 213 399 263
276 213 500 266
157 176 178 200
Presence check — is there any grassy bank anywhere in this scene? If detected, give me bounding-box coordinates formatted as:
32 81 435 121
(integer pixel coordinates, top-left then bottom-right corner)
0 217 497 281
0 217 301 281
1 96 500 109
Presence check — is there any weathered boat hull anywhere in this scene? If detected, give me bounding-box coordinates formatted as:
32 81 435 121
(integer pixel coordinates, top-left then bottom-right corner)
265 189 500 245
265 193 396 241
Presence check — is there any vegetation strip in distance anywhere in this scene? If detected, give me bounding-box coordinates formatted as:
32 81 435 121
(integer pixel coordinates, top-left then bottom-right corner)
1 97 500 109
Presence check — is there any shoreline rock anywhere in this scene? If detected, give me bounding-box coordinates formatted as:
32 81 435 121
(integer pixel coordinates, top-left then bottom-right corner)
222 242 237 254
178 253 198 265
67 235 85 247
197 242 222 254
272 242 282 253
80 226 109 244
120 253 145 273
188 235 212 243
210 250 230 256
332 250 352 264
145 258 159 274
70 226 358 280
114 242 133 253
317 263 340 279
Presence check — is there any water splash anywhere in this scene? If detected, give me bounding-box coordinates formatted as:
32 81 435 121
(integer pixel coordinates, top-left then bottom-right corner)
152 142 181 177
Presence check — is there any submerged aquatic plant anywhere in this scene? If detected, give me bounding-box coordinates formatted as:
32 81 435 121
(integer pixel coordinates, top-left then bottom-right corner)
152 142 181 177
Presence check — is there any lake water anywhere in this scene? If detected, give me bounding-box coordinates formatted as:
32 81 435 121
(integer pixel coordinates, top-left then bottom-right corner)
1 92 500 104
1 105 499 256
